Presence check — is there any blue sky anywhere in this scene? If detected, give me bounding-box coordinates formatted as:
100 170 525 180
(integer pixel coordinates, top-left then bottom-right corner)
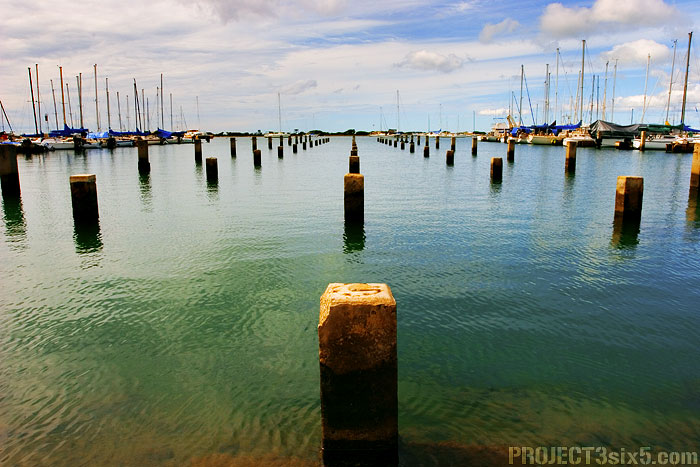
1 0 699 133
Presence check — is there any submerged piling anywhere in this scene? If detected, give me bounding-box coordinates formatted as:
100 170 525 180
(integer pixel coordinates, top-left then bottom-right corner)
268 137 273 150
424 145 429 157
400 140 405 150
278 145 284 158
491 157 503 183
137 139 150 173
230 137 236 157
507 139 515 162
252 136 257 151
194 138 202 163
450 136 456 151
446 150 454 166
565 140 577 174
253 149 261 167
344 173 364 222
69 174 99 222
614 176 644 223
293 143 298 153
472 137 477 156
319 282 398 465
0 145 20 197
205 157 218 182
435 135 440 149
410 141 415 153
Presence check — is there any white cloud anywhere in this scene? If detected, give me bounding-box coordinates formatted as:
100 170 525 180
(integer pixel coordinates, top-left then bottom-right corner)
601 39 671 65
479 18 519 43
281 79 318 95
395 50 466 73
540 0 679 38
479 108 509 116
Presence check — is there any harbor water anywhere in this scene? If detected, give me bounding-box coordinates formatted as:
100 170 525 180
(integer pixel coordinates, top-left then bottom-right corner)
1 137 699 465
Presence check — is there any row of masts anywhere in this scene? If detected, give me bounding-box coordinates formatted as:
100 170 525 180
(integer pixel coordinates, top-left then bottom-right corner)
509 33 693 127
19 64 193 135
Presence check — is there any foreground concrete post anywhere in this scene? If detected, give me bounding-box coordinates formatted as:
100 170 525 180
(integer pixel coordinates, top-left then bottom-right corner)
472 137 477 156
565 140 577 174
319 283 397 465
344 173 364 222
614 176 644 223
230 137 236 157
252 136 257 151
278 145 284 158
70 174 98 222
268 137 273 150
690 144 700 194
491 157 503 183
446 149 454 166
349 155 360 174
137 139 150 174
253 149 261 167
194 138 202 163
205 157 218 182
507 139 515 162
0 145 20 197
293 143 298 153
435 135 440 149
639 131 647 151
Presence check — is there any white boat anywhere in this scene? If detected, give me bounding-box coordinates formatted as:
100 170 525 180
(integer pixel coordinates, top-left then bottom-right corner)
633 134 680 150
40 138 74 150
528 134 557 145
563 135 596 147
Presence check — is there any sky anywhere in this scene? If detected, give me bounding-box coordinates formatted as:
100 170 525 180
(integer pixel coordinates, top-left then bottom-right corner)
1 0 699 133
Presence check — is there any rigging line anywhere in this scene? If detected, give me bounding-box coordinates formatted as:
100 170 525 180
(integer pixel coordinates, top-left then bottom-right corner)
558 49 575 107
523 72 536 125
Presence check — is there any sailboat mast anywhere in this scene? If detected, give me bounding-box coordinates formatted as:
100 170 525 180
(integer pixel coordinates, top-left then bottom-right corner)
141 88 145 131
160 73 164 129
544 63 549 123
580 40 585 123
59 66 67 127
555 48 559 123
94 64 100 131
196 95 200 130
277 93 281 133
117 91 123 131
170 93 173 130
680 32 692 128
126 95 130 131
36 64 42 134
641 54 650 123
611 59 618 122
50 79 59 130
66 83 74 128
602 61 609 120
133 80 139 130
665 39 677 124
77 74 84 129
28 68 39 134
519 65 524 126
147 97 150 132
106 77 111 130
396 90 400 132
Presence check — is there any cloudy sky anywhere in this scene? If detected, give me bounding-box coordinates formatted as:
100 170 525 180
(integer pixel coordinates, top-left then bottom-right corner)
1 0 699 133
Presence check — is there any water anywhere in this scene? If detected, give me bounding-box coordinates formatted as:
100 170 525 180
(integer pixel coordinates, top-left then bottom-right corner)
1 138 699 466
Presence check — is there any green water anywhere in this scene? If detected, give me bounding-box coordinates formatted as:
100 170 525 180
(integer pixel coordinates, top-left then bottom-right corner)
1 137 699 466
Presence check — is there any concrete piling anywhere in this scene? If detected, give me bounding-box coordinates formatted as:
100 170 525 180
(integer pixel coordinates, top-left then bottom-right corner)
293 143 298 153
315 140 319 146
106 137 117 149
491 157 503 183
319 282 397 465
252 136 257 151
303 141 307 150
0 145 20 197
278 145 284 158
230 137 236 157
639 131 647 151
424 145 429 157
393 140 397 148
472 137 478 156
194 138 202 163
690 144 700 195
288 135 292 146
507 139 515 162
253 149 262 167
446 150 454 166
137 139 150 174
450 136 456 151
344 173 364 222
614 176 644 223
268 137 273 150
349 155 360 174
400 140 405 150
69 174 99 222
435 135 440 149
417 135 421 145
410 142 415 153
565 140 577 174
205 157 218 182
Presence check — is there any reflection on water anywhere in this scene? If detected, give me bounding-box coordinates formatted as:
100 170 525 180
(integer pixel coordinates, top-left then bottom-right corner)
139 173 152 209
207 179 219 202
611 217 640 249
343 220 365 254
73 220 103 254
2 193 26 246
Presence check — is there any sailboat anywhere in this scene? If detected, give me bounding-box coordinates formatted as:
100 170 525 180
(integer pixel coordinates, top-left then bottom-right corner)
264 92 289 137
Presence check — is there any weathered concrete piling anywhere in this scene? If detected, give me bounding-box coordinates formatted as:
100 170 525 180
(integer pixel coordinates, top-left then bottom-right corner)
106 137 117 149
0 145 20 197
507 139 515 162
614 176 644 223
288 135 292 146
252 136 257 151
435 135 440 149
315 140 319 146
303 141 307 150
689 144 700 196
417 135 421 145
472 137 477 156
69 174 99 222
424 145 429 157
278 145 284 158
268 137 273 150
194 138 202 163
137 139 150 173
450 136 456 151
293 143 298 153
400 140 405 150
344 173 364 222
409 141 415 153
230 137 236 157
565 140 577 174
639 131 647 151
446 150 454 166
319 283 398 465
349 155 360 174
491 157 503 183
253 149 262 167
393 139 397 148
205 157 218 182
